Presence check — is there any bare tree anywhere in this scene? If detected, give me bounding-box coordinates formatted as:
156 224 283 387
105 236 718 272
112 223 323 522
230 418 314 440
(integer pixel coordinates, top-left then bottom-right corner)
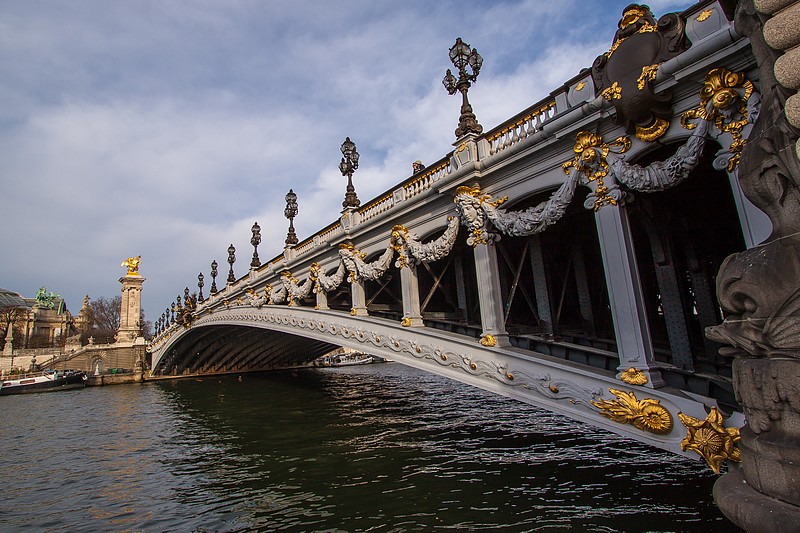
0 306 25 351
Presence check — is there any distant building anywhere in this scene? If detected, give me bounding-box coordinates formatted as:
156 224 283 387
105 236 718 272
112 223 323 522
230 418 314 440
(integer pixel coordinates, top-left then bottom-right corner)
0 287 73 350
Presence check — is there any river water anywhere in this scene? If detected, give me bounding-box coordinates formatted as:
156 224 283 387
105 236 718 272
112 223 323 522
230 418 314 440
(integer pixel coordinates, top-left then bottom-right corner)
0 363 736 532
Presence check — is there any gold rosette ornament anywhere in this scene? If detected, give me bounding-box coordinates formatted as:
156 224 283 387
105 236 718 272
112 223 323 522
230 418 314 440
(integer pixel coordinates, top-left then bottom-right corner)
562 132 631 210
591 388 673 435
680 67 754 171
678 407 741 474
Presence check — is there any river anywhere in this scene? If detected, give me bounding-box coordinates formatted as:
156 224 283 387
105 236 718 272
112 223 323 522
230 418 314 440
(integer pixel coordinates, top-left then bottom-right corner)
0 362 736 532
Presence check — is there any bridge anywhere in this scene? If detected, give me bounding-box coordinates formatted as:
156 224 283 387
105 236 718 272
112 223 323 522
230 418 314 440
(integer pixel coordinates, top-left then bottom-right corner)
150 1 766 481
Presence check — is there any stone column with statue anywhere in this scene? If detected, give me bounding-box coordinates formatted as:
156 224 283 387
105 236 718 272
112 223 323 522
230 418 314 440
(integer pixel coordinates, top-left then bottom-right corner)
708 1 800 530
117 255 145 345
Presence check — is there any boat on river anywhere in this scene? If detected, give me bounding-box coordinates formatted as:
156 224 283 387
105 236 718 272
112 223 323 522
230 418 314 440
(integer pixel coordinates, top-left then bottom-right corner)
0 370 87 396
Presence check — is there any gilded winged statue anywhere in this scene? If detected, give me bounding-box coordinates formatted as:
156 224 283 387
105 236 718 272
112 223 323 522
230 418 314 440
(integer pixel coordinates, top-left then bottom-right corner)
121 255 141 276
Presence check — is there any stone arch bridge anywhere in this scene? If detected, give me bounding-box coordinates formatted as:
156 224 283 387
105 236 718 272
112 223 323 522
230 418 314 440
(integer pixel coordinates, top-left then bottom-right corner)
151 1 767 472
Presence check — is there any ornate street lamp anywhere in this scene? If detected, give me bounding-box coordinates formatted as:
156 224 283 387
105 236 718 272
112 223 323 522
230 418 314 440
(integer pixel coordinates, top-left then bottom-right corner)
227 244 236 283
442 37 483 138
170 302 175 323
284 189 299 246
250 222 261 268
197 272 205 303
339 137 360 209
210 260 218 295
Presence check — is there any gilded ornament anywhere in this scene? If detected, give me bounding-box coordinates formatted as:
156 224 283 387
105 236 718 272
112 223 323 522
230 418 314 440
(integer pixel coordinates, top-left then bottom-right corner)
505 372 514 381
350 308 358 316
680 67 754 171
678 407 741 474
562 131 631 210
604 6 658 59
600 81 622 100
440 354 448 361
480 334 497 347
575 81 586 92
591 388 673 435
401 317 412 327
635 117 669 142
696 9 712 22
120 256 141 276
619 367 648 385
636 64 659 90
548 384 559 393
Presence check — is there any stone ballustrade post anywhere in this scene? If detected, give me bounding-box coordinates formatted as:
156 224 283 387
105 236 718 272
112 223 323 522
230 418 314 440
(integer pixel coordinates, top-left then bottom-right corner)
399 264 424 327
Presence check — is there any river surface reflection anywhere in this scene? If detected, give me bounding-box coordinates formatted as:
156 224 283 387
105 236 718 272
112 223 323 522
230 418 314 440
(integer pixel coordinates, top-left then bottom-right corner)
0 363 737 532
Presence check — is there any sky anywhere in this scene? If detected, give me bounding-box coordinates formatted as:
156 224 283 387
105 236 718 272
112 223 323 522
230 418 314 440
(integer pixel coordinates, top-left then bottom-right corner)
0 0 695 321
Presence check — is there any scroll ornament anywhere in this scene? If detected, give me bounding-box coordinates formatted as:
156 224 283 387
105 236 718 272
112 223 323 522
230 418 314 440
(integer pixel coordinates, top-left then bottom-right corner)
391 216 461 268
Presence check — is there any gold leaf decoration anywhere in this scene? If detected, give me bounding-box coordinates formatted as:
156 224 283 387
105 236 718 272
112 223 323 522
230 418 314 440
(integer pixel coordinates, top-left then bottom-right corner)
678 407 741 474
562 132 631 210
591 389 673 435
635 117 670 142
600 81 622 101
400 317 412 327
636 64 659 90
575 81 586 92
480 334 497 347
696 9 712 22
680 67 754 171
619 367 648 385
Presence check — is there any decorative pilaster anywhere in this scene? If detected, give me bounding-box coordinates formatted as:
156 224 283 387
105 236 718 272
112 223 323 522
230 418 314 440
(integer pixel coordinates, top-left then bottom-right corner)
350 279 368 317
399 265 424 327
593 203 664 387
472 242 509 348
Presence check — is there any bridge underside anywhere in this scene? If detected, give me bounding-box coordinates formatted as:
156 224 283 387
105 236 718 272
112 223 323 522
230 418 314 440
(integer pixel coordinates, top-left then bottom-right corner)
154 324 338 375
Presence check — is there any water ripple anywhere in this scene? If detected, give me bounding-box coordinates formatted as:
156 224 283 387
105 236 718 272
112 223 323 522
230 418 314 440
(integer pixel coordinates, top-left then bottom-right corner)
0 363 739 532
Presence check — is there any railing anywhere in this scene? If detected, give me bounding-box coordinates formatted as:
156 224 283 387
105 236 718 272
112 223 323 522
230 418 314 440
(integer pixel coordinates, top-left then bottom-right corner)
402 159 450 201
485 100 556 156
358 194 394 224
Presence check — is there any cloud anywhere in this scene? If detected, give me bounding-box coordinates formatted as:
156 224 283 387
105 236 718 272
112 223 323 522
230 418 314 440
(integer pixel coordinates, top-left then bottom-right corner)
0 0 697 317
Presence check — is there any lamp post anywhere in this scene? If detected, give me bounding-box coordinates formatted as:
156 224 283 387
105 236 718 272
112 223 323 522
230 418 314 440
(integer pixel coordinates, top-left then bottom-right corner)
285 189 299 246
227 244 236 283
210 260 218 295
442 37 483 138
339 137 360 209
250 222 261 268
197 272 205 303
